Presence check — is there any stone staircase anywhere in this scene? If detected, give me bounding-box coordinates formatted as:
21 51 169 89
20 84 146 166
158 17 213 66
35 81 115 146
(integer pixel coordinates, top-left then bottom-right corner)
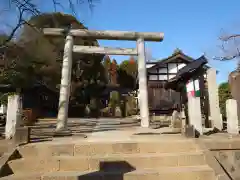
1 139 216 180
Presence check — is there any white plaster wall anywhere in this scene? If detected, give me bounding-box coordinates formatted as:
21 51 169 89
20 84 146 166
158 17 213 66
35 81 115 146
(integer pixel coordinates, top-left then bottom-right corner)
168 75 175 79
178 63 186 70
148 68 157 74
149 75 158 80
147 62 186 81
158 68 167 73
168 63 178 73
146 64 155 69
159 75 168 80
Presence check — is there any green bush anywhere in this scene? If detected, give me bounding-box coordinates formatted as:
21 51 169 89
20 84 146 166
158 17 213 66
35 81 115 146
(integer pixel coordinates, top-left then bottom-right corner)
109 91 120 107
100 106 111 117
125 95 137 116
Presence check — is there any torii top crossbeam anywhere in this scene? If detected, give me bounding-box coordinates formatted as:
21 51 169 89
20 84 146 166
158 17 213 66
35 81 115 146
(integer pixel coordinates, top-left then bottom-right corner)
43 28 164 42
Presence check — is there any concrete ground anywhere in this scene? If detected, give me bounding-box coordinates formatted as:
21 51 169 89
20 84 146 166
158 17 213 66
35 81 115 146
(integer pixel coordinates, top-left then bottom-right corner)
26 117 240 146
28 117 179 144
0 117 175 153
0 117 240 149
1 118 240 180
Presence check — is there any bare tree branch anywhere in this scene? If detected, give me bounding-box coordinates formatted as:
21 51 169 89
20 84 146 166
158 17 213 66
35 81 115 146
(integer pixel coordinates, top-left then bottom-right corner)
220 34 240 41
213 30 240 62
0 0 98 48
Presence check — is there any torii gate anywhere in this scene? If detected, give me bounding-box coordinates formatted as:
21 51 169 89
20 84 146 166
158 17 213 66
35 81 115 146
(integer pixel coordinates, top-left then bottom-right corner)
43 28 164 132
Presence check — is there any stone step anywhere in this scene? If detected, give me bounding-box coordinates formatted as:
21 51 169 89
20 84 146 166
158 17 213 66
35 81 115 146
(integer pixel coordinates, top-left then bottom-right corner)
2 165 215 180
0 172 42 180
8 152 206 174
18 140 201 157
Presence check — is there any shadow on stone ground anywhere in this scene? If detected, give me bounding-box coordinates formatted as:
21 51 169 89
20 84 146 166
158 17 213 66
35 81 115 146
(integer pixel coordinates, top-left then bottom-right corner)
76 161 136 180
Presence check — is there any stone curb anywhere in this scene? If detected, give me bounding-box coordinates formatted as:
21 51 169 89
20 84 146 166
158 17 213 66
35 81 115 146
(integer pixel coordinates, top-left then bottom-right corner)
0 146 21 178
203 139 240 150
195 140 232 180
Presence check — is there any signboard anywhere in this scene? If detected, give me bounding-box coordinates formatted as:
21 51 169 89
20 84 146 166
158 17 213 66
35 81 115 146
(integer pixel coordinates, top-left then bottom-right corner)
186 79 200 97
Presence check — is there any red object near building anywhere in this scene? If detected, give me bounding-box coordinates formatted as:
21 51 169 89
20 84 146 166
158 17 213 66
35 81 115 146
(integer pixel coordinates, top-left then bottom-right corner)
129 57 135 64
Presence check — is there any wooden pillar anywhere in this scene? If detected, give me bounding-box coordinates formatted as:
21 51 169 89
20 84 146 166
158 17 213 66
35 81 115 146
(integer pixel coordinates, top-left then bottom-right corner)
206 68 222 130
56 34 74 131
137 38 150 128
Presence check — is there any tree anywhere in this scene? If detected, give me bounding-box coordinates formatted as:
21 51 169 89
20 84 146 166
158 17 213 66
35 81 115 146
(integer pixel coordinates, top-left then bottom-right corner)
0 35 45 89
215 32 240 62
103 55 111 83
118 57 138 90
215 32 240 107
24 13 106 122
0 13 107 130
1 12 103 91
0 0 98 48
218 82 232 118
110 59 117 85
214 31 240 71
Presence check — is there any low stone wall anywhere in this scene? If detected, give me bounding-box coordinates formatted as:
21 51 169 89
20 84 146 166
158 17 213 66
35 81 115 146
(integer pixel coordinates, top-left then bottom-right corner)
203 138 240 150
196 137 240 180
196 140 232 180
0 146 21 178
214 150 240 180
150 115 171 123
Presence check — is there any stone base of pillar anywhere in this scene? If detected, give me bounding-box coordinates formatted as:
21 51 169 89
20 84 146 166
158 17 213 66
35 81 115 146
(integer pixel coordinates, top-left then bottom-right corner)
13 127 30 145
53 130 88 139
203 127 220 136
74 134 88 138
184 125 201 138
53 129 73 137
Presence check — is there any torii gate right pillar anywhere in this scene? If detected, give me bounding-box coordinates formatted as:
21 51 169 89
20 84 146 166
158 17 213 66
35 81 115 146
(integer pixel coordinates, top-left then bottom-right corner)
137 38 150 128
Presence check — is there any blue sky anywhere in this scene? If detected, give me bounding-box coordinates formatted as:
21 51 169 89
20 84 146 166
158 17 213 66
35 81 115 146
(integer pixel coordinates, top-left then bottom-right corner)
1 0 240 84
83 0 240 84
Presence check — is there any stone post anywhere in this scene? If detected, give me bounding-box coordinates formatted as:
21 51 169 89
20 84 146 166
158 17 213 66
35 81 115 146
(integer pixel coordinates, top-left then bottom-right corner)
229 70 240 125
137 38 150 128
0 104 6 114
5 94 22 139
56 34 74 132
186 80 203 135
226 99 239 134
181 107 186 135
187 96 203 135
206 68 222 130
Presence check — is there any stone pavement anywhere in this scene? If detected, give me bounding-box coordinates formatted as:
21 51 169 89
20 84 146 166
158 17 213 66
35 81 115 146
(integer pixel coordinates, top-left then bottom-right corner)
28 117 240 145
29 118 170 143
3 122 217 180
1 118 240 180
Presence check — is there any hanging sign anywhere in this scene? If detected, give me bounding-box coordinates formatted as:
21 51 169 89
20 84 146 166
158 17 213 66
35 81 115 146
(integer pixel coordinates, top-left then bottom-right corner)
186 79 200 97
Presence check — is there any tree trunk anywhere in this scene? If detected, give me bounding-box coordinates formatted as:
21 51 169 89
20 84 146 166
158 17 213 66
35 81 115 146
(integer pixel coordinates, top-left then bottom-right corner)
56 35 74 131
